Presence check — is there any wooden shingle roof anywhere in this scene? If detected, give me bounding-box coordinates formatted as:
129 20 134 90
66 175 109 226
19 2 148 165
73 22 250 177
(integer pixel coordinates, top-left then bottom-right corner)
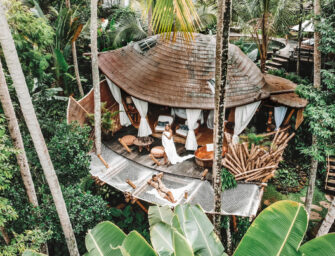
263 74 307 108
98 33 269 109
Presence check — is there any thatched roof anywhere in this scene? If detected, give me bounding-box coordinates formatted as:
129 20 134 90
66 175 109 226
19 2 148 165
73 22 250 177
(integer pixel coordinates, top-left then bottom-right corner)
98 33 306 109
263 74 307 108
99 33 270 109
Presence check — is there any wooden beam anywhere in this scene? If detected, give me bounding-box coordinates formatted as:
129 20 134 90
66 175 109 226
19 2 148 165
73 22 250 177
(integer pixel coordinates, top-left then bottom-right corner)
97 154 109 168
282 109 295 126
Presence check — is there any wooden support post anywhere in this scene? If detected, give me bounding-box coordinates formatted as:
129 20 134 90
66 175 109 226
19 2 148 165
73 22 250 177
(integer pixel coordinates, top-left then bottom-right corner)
282 109 295 126
118 138 131 153
136 200 148 214
126 179 136 189
97 154 109 168
201 169 209 180
184 191 188 199
149 154 160 166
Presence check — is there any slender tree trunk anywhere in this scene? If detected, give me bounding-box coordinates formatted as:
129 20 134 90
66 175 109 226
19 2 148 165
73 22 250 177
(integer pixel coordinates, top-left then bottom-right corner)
0 59 39 207
260 12 268 73
213 0 231 238
91 0 101 155
226 217 232 255
0 5 80 256
305 0 321 215
148 6 153 36
317 196 335 236
65 0 84 97
296 0 303 75
0 227 10 245
72 42 84 97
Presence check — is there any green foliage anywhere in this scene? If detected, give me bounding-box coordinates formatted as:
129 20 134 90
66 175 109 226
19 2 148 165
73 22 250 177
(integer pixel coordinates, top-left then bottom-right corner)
47 122 92 185
149 205 226 256
0 229 51 256
85 222 156 256
87 102 118 136
221 168 237 191
273 168 300 191
4 0 54 82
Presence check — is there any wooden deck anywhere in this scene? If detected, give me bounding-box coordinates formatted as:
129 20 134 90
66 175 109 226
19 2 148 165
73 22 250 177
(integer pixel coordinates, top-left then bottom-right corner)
105 126 210 180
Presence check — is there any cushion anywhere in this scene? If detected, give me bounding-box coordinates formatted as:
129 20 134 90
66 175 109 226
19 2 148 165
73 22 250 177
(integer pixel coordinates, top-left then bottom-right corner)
158 115 174 125
155 125 165 132
179 124 189 131
157 121 169 127
151 146 165 158
176 128 188 137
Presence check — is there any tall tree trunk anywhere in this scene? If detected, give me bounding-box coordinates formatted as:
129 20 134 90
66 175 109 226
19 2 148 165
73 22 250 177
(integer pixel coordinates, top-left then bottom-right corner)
0 59 39 207
0 5 80 256
260 12 268 73
148 6 153 36
226 217 232 255
91 0 101 155
317 196 335 236
0 227 10 245
213 0 232 238
296 0 303 75
65 0 84 97
305 0 321 215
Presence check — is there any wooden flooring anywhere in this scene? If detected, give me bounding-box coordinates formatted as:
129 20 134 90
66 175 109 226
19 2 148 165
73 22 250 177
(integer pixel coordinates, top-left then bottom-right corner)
105 127 210 180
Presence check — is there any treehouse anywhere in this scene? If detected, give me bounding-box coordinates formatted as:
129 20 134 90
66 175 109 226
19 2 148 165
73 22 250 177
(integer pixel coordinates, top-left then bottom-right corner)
67 33 307 217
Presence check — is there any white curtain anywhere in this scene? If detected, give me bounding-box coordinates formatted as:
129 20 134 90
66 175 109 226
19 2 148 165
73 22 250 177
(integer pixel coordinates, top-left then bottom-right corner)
274 106 288 130
233 101 261 144
106 78 131 127
207 110 214 129
185 109 202 150
131 97 152 137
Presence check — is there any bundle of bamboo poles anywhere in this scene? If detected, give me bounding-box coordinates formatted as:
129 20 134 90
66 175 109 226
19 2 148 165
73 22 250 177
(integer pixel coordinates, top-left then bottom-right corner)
222 130 295 182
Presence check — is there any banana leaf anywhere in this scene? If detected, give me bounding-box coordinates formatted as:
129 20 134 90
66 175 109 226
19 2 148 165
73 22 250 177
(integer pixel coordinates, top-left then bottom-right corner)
234 200 308 256
174 204 226 256
22 250 46 256
299 233 335 256
118 231 157 256
85 221 126 256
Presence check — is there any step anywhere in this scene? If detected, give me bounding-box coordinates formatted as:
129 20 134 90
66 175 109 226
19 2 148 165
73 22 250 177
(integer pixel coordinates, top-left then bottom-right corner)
266 61 283 68
329 158 335 162
329 165 335 169
327 172 335 177
272 57 289 63
325 186 335 192
326 179 335 185
273 53 290 61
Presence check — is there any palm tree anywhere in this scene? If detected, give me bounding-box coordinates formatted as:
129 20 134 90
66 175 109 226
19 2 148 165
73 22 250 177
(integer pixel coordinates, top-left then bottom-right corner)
296 0 304 75
317 196 335 237
91 0 101 156
305 0 321 216
65 0 84 97
213 0 232 245
0 59 39 207
0 4 80 256
234 0 298 73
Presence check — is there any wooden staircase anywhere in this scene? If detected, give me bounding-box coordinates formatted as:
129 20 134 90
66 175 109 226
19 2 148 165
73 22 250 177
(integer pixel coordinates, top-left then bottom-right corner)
325 156 335 192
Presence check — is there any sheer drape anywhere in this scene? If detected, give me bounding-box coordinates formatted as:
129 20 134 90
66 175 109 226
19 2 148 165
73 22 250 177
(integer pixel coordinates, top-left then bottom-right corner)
274 106 287 130
207 110 214 129
233 101 261 144
106 78 131 127
185 109 202 150
131 97 152 137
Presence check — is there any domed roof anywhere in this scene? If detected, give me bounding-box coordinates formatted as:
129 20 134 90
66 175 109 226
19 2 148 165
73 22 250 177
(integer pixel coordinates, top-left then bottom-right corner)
98 33 269 109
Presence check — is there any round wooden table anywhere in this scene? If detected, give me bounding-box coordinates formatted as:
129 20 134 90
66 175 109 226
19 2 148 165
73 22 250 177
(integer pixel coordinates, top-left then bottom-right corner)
133 137 154 152
195 146 227 168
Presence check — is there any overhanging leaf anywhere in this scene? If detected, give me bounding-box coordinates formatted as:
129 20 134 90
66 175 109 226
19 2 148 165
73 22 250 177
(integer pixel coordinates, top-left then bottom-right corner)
120 231 157 256
85 221 126 256
299 233 335 256
233 200 308 256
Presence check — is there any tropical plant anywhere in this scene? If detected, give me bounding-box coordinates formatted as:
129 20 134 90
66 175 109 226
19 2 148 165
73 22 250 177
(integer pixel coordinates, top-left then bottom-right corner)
234 200 335 255
195 0 217 33
234 0 299 72
25 201 335 256
143 0 201 40
0 5 80 255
